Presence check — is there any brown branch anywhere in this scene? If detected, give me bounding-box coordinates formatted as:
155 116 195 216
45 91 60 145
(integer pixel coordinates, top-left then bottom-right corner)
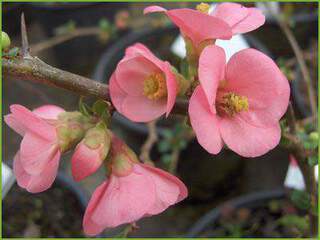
31 27 101 54
140 120 158 164
2 56 188 114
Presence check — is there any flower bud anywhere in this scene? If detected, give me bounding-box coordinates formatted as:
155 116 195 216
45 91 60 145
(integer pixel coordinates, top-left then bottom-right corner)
2 31 11 50
71 126 111 181
309 132 319 143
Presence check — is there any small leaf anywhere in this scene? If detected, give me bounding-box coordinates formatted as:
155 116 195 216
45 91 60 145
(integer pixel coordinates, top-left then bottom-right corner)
158 140 171 153
307 155 318 167
7 47 19 57
162 129 173 139
92 100 109 116
161 154 172 164
78 97 92 117
179 58 189 79
277 214 309 232
290 189 311 210
99 18 111 33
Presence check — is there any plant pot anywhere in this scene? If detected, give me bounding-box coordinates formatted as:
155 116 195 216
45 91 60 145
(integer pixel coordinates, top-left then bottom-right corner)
187 189 309 237
3 172 89 238
92 26 272 141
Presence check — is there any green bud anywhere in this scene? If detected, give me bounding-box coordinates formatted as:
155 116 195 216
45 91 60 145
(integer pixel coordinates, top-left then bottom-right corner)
2 31 11 50
309 132 319 142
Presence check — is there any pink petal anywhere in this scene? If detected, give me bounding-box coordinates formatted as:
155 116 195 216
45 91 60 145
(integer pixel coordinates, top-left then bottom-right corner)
211 3 249 28
124 43 166 75
4 114 27 136
14 150 61 193
116 55 160 96
91 169 156 228
109 73 126 114
121 95 166 122
199 45 226 109
32 105 65 120
71 142 103 181
166 9 232 46
232 8 265 34
225 48 290 127
144 5 167 14
83 181 109 236
163 62 178 117
20 131 58 175
188 86 223 154
10 104 56 141
141 163 187 215
219 116 281 157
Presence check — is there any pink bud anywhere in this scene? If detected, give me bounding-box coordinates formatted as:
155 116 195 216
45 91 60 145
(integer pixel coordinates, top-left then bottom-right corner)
71 128 111 181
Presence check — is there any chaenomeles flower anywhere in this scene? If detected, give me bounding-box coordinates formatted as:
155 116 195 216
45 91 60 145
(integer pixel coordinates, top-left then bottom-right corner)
83 135 188 236
5 105 65 193
188 45 290 157
5 104 96 193
144 3 265 60
109 43 188 122
71 124 112 181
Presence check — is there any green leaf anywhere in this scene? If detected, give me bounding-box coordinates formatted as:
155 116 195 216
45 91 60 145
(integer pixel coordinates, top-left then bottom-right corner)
92 100 109 115
7 47 19 57
78 97 92 117
290 190 311 210
277 214 309 232
158 140 171 153
307 155 318 167
99 18 111 33
179 58 189 79
161 154 172 164
162 129 173 139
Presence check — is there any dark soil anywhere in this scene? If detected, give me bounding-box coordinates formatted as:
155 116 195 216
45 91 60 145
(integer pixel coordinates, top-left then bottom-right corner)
198 198 309 238
3 182 85 238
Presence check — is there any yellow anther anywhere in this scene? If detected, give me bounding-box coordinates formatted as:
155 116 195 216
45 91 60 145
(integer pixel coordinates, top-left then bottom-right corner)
196 3 210 14
219 92 249 117
143 73 167 100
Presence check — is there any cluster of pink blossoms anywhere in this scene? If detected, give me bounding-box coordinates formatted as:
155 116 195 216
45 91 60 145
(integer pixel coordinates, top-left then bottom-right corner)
111 2 290 157
5 2 290 237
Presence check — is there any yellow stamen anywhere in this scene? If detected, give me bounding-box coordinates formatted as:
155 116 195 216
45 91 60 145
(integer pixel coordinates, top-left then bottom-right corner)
196 3 210 14
218 92 249 117
143 73 167 100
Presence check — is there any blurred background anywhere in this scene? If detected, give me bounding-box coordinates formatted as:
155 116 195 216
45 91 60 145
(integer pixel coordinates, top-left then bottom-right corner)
2 2 318 238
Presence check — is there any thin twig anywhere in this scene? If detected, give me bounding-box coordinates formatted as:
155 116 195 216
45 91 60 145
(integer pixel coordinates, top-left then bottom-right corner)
267 4 317 118
168 148 181 174
140 120 158 164
31 27 102 54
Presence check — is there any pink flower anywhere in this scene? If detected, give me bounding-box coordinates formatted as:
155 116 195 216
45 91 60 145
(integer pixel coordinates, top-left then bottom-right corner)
5 105 65 193
71 128 111 181
144 3 264 47
109 43 178 122
144 4 232 47
211 3 265 35
83 136 187 236
188 45 290 157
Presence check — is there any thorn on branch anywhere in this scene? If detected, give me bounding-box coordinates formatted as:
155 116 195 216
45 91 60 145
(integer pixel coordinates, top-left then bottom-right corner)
21 12 31 59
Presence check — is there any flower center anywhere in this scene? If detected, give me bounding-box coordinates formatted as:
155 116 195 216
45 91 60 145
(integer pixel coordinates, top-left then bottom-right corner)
143 73 167 100
217 92 249 117
196 3 210 14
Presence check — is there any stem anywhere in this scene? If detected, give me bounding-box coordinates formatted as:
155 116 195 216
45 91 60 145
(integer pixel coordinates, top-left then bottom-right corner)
140 120 158 164
285 103 318 236
269 5 317 118
31 27 101 54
